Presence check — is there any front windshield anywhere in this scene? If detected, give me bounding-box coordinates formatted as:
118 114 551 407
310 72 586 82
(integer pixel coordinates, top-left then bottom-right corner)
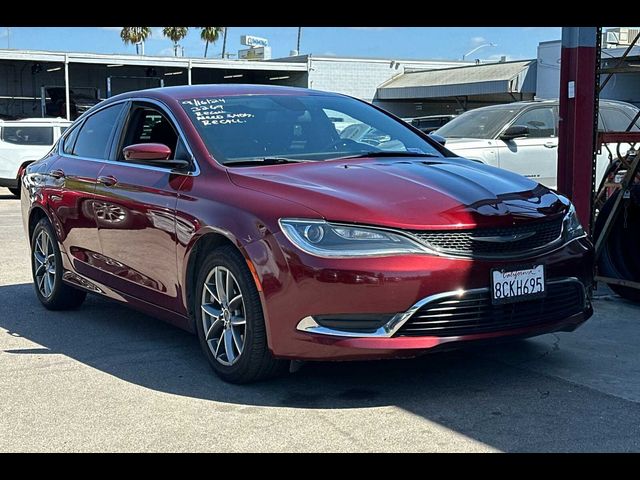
435 106 521 139
180 94 443 165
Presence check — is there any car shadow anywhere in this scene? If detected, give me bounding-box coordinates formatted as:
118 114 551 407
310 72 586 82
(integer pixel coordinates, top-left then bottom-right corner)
2 282 639 452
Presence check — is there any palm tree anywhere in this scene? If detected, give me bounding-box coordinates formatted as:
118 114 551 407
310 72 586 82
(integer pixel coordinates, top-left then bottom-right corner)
200 27 224 58
120 27 152 55
162 27 189 56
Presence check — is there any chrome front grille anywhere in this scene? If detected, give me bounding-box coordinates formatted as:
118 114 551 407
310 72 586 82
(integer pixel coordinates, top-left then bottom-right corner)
408 217 563 258
395 279 585 338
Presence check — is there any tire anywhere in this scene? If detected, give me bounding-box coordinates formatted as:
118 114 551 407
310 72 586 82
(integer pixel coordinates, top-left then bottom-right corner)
31 217 87 310
594 187 640 303
8 187 20 198
194 245 286 384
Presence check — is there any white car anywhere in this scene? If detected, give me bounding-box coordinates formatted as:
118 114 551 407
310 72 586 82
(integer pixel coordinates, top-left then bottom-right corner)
434 99 640 190
0 118 71 197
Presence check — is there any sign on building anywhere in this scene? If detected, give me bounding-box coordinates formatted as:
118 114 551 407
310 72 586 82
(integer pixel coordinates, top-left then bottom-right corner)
240 35 269 48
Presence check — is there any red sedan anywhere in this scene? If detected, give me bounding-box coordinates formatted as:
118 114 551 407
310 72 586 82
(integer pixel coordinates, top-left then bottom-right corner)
21 85 593 383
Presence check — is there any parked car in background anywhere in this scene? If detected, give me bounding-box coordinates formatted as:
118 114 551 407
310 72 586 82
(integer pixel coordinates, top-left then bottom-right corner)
22 85 593 383
0 118 71 197
434 99 640 190
408 114 457 133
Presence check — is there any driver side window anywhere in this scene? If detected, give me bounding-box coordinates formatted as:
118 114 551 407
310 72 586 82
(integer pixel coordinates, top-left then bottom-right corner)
118 103 188 164
513 107 556 138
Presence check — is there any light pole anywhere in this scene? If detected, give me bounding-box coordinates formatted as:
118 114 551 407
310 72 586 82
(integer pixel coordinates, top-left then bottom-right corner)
222 28 228 59
462 42 497 61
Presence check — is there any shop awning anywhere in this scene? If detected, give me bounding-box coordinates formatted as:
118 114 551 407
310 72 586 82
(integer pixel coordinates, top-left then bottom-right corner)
376 60 537 100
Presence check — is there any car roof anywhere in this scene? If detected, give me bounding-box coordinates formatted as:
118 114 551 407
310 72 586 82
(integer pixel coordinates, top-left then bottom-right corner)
599 98 640 109
461 98 639 114
0 117 72 125
104 84 340 104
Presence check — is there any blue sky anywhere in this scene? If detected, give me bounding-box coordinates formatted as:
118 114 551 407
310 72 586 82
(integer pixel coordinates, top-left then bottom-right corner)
0 27 561 61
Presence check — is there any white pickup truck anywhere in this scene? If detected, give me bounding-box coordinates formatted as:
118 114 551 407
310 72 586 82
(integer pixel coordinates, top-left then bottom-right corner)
0 118 71 197
434 99 640 190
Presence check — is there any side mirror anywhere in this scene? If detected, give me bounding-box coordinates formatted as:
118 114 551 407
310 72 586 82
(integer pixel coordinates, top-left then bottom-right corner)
500 125 529 141
429 132 447 146
123 143 172 161
122 143 190 170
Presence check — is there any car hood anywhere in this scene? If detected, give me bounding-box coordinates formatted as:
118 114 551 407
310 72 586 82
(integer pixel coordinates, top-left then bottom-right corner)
227 157 568 230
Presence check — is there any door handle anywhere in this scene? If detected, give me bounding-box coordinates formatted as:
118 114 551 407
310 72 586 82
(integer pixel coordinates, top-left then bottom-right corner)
97 175 118 187
544 142 558 148
50 169 65 179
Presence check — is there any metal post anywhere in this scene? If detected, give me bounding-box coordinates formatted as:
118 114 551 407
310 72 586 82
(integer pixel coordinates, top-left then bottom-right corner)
40 86 46 118
64 54 70 121
556 27 600 232
222 28 228 59
188 59 192 85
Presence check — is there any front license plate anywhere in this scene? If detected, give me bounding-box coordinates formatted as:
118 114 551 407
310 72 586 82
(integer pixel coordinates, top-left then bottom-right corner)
491 265 545 305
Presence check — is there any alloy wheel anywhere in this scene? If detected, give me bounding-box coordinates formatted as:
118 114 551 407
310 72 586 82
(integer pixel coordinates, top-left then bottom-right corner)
200 266 247 366
33 229 56 298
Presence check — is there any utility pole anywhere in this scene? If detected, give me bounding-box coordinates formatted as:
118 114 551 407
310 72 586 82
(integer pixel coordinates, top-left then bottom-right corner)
222 28 228 59
297 27 302 53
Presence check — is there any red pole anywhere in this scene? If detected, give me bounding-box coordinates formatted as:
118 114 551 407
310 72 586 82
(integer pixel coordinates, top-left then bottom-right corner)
557 27 599 232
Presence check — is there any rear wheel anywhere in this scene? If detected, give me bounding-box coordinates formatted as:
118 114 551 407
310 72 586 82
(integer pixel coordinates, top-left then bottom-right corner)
31 217 87 310
194 245 285 383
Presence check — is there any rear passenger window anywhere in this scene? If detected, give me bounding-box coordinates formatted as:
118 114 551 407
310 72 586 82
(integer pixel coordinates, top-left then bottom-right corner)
1 126 53 145
73 103 125 158
601 108 640 132
63 125 81 155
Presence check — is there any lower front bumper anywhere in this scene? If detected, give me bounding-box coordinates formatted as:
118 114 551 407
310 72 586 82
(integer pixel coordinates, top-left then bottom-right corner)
305 309 589 352
248 234 594 360
287 277 592 360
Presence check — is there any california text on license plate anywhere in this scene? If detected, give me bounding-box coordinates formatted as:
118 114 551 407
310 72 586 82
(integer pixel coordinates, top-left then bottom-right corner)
491 265 545 304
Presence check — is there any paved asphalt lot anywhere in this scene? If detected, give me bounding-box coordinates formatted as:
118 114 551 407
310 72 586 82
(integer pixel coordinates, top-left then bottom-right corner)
1 187 639 452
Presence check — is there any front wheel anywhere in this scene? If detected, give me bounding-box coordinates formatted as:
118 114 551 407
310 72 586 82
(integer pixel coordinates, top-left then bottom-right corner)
31 217 87 310
194 245 286 384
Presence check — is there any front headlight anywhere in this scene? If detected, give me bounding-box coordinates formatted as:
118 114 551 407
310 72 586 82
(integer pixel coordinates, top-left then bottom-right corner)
279 219 430 257
562 204 586 241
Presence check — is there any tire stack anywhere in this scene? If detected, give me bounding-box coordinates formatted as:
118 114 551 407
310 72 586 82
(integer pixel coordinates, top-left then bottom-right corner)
594 185 640 302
